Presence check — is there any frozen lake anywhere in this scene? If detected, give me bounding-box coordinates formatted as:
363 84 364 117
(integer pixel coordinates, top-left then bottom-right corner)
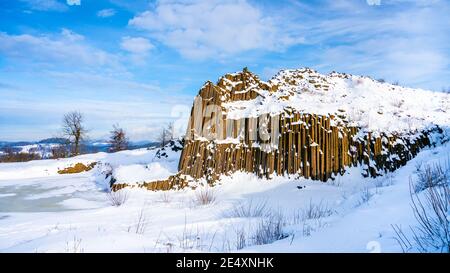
0 175 106 213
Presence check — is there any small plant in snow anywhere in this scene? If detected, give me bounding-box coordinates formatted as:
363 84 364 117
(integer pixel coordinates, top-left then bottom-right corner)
409 179 450 252
384 172 395 186
107 190 128 206
159 192 172 203
303 223 313 237
128 206 148 235
414 161 423 173
223 199 270 218
65 236 84 253
392 224 413 252
293 199 334 224
194 186 216 205
414 162 449 193
174 215 219 251
234 228 247 250
253 211 289 245
357 187 374 206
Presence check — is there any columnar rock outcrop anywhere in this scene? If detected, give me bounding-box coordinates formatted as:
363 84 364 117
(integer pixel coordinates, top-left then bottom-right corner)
112 68 449 191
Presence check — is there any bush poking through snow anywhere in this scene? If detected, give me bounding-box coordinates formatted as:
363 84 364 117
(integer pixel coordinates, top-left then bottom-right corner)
107 190 128 206
234 228 247 250
224 199 270 218
194 187 216 205
393 180 450 253
128 206 148 235
292 200 334 224
391 224 413 252
358 187 374 206
159 192 172 203
414 162 449 193
302 200 334 220
409 179 450 252
65 236 84 253
254 212 289 245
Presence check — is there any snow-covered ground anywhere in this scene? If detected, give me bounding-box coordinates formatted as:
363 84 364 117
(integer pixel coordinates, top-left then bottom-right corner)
0 141 448 253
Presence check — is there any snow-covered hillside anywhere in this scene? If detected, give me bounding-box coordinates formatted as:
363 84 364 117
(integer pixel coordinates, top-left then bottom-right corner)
0 138 448 252
223 68 450 137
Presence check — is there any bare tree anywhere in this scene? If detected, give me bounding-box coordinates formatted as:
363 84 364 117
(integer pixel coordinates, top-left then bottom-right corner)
109 124 129 152
159 122 174 147
62 111 87 156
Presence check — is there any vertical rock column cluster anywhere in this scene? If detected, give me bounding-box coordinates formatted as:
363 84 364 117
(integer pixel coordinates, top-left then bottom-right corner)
112 69 437 192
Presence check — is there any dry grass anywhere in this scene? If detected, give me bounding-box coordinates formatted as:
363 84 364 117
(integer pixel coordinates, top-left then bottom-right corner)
393 172 450 253
159 192 172 203
414 162 449 193
357 187 374 206
107 190 129 207
223 199 270 218
65 236 84 253
58 162 97 174
254 211 289 245
292 200 335 224
409 179 450 252
194 187 216 205
128 206 149 235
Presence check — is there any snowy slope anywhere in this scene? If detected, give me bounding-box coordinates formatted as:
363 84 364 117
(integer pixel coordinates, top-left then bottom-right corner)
223 68 450 136
1 138 449 252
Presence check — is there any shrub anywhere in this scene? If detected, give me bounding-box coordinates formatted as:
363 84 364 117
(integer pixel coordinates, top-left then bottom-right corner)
253 212 288 245
414 163 449 193
107 190 128 206
302 200 334 220
128 206 148 235
358 187 374 205
293 199 334 224
159 192 172 203
223 199 270 218
0 151 41 163
194 186 216 205
409 180 450 252
393 177 450 253
234 228 247 250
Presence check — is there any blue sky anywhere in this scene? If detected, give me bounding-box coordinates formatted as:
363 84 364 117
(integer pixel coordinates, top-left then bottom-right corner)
0 0 449 141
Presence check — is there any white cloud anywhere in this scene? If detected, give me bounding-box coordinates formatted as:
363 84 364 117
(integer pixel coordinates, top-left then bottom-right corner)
366 0 381 5
128 0 302 59
290 0 450 90
60 28 84 42
0 29 121 70
97 8 116 18
67 0 80 6
0 70 191 141
120 36 154 55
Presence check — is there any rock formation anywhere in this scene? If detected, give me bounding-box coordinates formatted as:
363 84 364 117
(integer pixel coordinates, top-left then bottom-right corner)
112 68 450 191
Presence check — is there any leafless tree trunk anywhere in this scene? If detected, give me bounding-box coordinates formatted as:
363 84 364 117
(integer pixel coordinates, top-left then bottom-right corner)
62 111 87 156
109 124 129 152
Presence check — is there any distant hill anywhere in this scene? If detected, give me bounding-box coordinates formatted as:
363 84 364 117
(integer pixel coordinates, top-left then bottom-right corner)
0 138 160 157
38 138 68 144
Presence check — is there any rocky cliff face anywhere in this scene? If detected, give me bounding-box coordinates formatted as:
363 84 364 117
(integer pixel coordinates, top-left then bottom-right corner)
113 68 450 191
